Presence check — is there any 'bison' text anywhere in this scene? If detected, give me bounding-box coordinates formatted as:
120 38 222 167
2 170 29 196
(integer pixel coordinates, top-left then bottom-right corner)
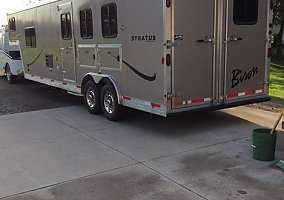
231 67 259 88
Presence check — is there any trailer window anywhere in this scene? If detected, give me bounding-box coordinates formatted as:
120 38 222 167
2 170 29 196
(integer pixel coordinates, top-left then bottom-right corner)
233 0 258 25
25 27 36 48
9 51 21 60
9 18 16 31
101 3 117 38
80 8 93 39
61 13 72 40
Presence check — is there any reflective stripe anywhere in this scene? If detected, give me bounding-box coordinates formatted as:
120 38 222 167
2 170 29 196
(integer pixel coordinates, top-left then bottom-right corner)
255 89 264 94
24 73 81 94
227 89 264 99
227 93 239 98
191 98 204 104
123 96 131 101
175 97 211 107
151 103 161 108
175 101 185 107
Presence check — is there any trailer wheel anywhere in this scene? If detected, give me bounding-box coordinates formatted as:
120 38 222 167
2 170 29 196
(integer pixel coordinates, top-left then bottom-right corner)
84 81 101 114
101 84 121 121
5 64 15 84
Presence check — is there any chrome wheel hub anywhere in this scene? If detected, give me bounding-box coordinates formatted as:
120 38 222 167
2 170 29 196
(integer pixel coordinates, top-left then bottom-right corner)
86 88 96 108
104 92 114 114
6 68 11 81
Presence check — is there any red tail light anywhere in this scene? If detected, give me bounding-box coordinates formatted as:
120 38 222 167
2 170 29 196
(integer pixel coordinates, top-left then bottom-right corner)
166 0 172 8
268 48 272 58
166 54 171 66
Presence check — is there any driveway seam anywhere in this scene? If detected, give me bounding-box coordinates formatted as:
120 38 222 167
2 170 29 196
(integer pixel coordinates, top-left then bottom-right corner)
141 136 251 163
42 111 139 164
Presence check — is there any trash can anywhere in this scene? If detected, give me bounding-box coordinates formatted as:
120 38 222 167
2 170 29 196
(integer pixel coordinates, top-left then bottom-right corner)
252 128 277 161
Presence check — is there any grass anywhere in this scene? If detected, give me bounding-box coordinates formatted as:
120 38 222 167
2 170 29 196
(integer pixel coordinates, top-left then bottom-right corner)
269 65 284 104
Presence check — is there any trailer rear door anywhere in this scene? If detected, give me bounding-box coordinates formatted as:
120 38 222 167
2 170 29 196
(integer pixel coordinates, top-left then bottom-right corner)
224 0 269 100
172 0 215 108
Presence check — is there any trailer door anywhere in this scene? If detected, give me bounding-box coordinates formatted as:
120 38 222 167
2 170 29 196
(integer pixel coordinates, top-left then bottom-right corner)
173 0 215 108
224 0 269 100
58 2 76 82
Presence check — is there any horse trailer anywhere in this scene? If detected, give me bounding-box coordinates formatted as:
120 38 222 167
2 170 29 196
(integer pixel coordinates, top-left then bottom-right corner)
8 0 273 120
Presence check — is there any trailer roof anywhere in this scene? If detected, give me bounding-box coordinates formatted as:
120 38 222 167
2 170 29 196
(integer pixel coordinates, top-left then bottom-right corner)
8 0 58 15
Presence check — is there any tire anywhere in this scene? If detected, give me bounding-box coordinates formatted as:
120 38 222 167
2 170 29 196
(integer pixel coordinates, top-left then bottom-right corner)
101 84 121 121
84 80 101 114
5 64 15 84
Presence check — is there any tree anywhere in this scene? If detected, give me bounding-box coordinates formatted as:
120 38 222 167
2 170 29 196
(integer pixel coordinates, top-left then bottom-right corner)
273 0 284 56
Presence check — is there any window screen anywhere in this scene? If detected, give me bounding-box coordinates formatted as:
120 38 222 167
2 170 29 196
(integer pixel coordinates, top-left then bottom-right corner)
233 0 258 25
61 13 72 39
101 3 118 38
9 18 16 31
25 27 36 48
80 8 93 39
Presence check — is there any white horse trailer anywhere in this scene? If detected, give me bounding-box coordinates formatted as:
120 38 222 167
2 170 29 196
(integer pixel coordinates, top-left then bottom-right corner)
0 25 23 83
8 0 273 120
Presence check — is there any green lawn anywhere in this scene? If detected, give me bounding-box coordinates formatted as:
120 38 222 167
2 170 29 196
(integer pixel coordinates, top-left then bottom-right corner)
271 45 284 66
270 65 284 104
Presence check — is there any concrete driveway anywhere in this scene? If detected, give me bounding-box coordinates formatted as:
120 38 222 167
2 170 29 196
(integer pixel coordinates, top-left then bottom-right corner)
0 106 283 200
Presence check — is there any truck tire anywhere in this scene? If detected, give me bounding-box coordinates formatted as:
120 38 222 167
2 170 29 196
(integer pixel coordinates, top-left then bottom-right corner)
84 80 101 114
101 84 121 121
5 64 15 84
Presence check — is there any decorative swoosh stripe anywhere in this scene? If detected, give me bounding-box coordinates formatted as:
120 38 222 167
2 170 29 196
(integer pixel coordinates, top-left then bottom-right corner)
111 55 156 82
27 47 44 66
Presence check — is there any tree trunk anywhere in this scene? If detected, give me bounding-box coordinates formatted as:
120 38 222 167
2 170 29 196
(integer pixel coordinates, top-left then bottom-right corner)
276 23 284 56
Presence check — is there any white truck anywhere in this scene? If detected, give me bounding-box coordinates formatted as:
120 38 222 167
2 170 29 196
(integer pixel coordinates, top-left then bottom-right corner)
0 25 23 83
8 0 273 120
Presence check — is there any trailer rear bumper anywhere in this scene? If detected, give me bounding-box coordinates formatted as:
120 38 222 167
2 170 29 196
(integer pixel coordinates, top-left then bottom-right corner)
168 96 270 117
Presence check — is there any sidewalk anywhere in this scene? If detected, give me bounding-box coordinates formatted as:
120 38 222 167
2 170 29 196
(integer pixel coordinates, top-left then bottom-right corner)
0 106 283 200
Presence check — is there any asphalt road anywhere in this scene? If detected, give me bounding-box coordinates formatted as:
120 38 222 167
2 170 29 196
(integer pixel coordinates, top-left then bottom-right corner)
0 75 82 116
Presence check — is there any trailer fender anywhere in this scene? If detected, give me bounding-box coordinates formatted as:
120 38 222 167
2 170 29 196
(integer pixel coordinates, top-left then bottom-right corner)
82 73 122 104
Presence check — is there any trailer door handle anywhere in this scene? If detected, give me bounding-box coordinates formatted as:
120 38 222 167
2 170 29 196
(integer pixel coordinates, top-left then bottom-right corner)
227 36 243 42
197 37 214 44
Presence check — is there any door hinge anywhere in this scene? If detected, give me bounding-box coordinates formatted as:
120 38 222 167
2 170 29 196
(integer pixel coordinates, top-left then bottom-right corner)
166 93 184 99
264 80 272 86
266 35 274 44
166 93 177 99
165 40 176 49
